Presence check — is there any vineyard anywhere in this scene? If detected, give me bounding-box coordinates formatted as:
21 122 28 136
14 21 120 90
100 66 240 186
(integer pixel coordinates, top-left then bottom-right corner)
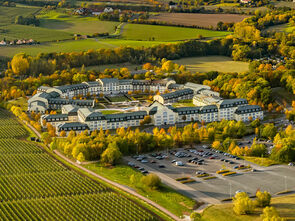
0 109 158 221
0 109 28 138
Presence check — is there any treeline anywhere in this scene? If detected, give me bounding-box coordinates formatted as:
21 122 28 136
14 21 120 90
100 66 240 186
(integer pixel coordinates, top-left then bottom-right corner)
53 120 249 161
129 18 234 31
15 15 40 26
8 39 234 76
2 0 58 7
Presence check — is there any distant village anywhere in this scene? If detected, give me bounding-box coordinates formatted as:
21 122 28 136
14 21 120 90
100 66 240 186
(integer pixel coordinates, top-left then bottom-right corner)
0 39 38 46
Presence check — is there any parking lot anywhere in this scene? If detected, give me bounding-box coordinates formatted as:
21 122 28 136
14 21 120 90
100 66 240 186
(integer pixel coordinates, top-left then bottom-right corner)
126 145 295 203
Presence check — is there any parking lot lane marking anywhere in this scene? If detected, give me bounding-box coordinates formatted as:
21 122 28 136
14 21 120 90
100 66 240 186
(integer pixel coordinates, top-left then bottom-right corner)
125 157 220 205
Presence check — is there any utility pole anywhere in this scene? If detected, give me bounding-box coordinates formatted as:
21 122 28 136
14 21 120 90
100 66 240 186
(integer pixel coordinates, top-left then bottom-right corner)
229 182 232 199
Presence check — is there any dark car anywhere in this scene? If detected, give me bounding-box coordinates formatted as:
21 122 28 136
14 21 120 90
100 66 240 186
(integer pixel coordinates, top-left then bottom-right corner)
158 165 165 168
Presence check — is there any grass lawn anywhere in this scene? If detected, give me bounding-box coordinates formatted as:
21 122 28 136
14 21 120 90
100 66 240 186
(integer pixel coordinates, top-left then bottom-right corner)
8 97 28 111
0 24 72 42
172 99 195 108
242 156 279 167
100 110 123 114
0 39 175 58
265 23 295 33
84 163 197 217
38 10 119 35
0 5 40 26
122 23 230 41
107 96 129 102
202 194 295 221
173 56 249 73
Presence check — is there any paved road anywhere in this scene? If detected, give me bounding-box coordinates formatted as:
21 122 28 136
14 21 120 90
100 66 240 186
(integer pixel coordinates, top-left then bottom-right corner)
125 156 220 205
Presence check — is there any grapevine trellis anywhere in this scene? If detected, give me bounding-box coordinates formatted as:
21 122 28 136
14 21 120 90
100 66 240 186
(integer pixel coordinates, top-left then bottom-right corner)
0 109 158 221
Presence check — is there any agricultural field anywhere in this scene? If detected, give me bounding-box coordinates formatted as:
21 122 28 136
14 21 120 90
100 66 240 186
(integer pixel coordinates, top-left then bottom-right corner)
173 56 249 73
0 24 72 42
121 24 230 41
265 23 295 33
0 5 40 26
38 10 119 35
149 13 249 28
202 194 295 221
0 109 159 221
0 39 176 58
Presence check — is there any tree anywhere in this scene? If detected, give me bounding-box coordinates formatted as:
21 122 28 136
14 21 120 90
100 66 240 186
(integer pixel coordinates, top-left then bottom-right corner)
233 192 255 215
140 173 161 189
100 142 122 166
41 132 52 145
11 53 30 75
261 124 277 139
60 130 66 137
255 191 271 207
261 207 286 221
140 115 152 126
130 174 136 184
190 212 202 221
77 152 86 162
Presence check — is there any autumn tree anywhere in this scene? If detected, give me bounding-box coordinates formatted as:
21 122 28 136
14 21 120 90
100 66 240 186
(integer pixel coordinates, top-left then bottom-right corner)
140 173 161 189
255 191 271 207
101 142 122 166
233 192 255 215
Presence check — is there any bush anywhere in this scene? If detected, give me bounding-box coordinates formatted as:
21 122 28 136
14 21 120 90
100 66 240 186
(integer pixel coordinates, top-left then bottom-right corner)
255 191 271 207
141 173 161 189
233 192 255 215
190 212 202 221
222 171 237 176
261 206 286 221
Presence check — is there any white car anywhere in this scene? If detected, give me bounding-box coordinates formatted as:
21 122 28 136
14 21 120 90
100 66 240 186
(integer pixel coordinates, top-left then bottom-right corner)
175 161 184 166
288 162 294 166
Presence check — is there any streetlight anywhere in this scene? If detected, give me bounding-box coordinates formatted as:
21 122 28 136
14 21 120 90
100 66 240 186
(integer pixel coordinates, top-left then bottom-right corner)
229 182 232 199
284 176 287 191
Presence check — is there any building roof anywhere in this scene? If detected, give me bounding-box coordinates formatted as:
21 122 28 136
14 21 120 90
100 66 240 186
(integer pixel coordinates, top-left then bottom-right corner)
57 122 89 132
104 111 147 122
200 105 218 113
160 88 194 99
172 106 200 114
235 105 262 114
218 98 248 108
184 82 210 92
99 78 119 84
43 114 68 121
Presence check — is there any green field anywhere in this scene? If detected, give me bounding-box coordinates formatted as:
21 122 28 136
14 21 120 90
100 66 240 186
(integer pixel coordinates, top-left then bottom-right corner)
122 24 230 41
202 194 295 221
265 23 295 33
0 109 159 220
0 39 176 57
0 5 40 26
38 10 119 35
0 24 72 42
84 162 197 217
173 56 249 73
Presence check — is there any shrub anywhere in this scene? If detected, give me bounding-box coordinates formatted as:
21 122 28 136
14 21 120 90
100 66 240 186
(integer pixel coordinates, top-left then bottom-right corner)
175 177 190 181
255 191 271 207
222 171 237 176
233 192 255 215
260 206 286 221
190 212 202 221
180 179 195 184
203 176 217 180
141 173 161 189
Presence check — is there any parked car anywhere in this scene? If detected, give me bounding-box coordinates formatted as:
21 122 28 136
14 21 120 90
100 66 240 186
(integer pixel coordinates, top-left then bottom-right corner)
175 161 184 166
288 162 294 166
158 165 165 168
151 160 156 163
141 170 148 174
141 160 148 163
128 162 135 167
171 160 176 163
